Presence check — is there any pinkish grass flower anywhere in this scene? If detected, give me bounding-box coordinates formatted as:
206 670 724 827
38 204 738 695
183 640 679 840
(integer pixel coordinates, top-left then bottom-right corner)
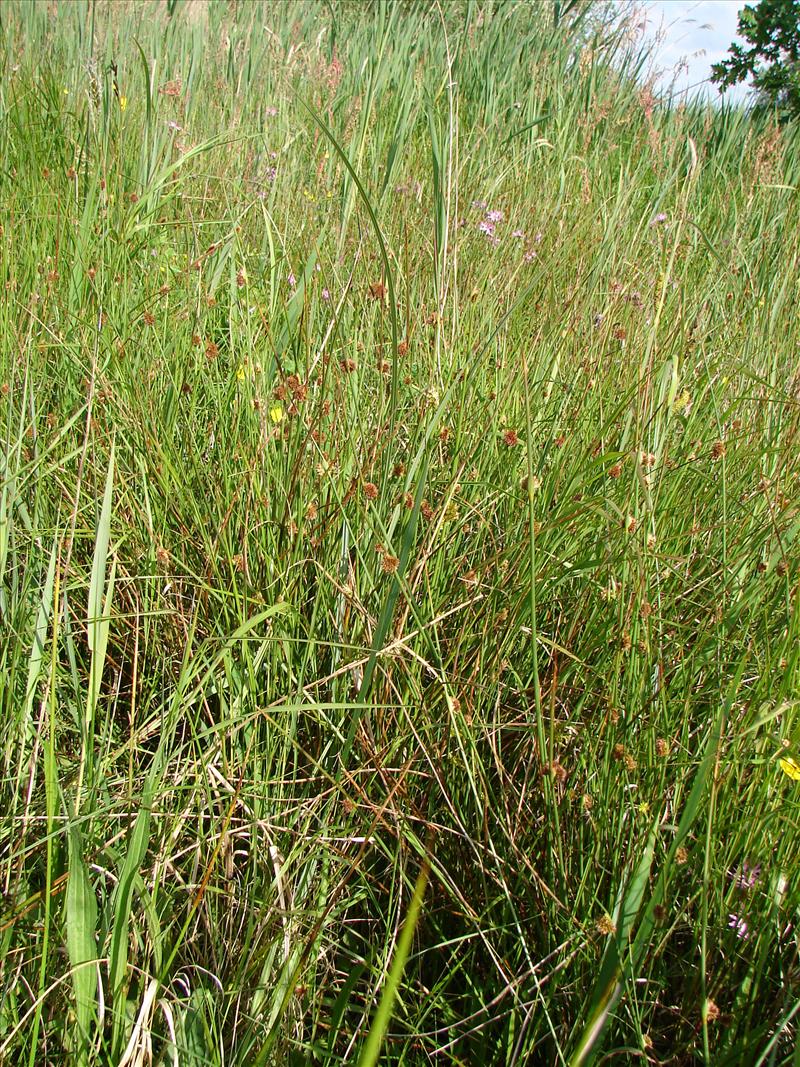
733 862 761 891
471 199 487 210
321 287 330 301
478 220 496 237
512 229 525 239
287 272 296 289
265 106 278 117
524 249 537 263
651 212 668 225
486 209 504 223
728 913 749 940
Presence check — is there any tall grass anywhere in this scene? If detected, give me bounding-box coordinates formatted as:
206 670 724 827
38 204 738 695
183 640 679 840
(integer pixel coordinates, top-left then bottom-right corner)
1 0 799 1063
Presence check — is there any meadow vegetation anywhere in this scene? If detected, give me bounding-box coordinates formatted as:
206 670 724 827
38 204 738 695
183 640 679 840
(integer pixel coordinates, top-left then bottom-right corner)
1 0 799 1063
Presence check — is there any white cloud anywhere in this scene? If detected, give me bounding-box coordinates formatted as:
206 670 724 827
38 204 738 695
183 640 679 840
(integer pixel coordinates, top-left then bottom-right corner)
637 1 751 103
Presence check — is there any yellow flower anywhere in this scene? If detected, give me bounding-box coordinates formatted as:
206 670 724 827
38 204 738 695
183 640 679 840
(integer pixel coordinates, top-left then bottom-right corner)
236 366 246 382
779 756 800 781
119 96 128 112
269 404 284 424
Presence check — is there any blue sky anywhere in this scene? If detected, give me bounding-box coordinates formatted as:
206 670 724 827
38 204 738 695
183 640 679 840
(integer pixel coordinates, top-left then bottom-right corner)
638 1 751 103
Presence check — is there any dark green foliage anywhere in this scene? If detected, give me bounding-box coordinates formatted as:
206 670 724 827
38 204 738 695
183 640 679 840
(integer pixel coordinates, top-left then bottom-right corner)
712 0 800 119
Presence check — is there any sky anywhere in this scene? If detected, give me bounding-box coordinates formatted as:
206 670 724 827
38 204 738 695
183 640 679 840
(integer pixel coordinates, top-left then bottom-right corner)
637 1 751 104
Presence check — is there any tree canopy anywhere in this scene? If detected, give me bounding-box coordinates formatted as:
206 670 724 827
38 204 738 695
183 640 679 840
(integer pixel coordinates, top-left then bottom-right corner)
711 0 800 118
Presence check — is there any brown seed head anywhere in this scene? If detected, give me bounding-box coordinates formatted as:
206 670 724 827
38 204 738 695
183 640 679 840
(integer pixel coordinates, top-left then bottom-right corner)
381 553 400 574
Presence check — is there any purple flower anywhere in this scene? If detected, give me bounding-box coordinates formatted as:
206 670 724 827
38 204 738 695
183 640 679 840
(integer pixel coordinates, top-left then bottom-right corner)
524 249 537 263
471 199 487 210
166 120 182 132
728 913 749 940
534 231 544 243
265 106 278 117
734 862 761 891
321 287 330 301
486 209 504 223
287 272 296 289
651 212 668 226
511 229 525 239
478 220 496 237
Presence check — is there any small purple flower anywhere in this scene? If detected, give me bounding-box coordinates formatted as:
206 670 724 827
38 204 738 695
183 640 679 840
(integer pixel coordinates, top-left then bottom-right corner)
512 229 525 239
524 249 536 263
728 913 749 940
287 272 296 289
265 106 278 117
166 120 182 132
651 212 668 226
486 209 504 223
321 287 330 301
471 199 487 210
534 231 544 243
734 862 762 891
265 166 277 183
478 220 496 237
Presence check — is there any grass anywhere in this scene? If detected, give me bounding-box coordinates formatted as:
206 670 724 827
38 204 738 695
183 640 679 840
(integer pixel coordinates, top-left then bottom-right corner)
0 0 799 1062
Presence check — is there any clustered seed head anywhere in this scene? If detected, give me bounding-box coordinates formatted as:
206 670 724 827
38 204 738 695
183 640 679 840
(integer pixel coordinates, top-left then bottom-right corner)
704 1000 720 1023
595 914 616 936
710 439 726 461
363 482 378 500
543 761 567 783
381 553 400 574
502 428 520 447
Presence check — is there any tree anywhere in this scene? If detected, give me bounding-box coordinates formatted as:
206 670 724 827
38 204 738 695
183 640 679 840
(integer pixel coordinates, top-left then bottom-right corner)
711 0 800 119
